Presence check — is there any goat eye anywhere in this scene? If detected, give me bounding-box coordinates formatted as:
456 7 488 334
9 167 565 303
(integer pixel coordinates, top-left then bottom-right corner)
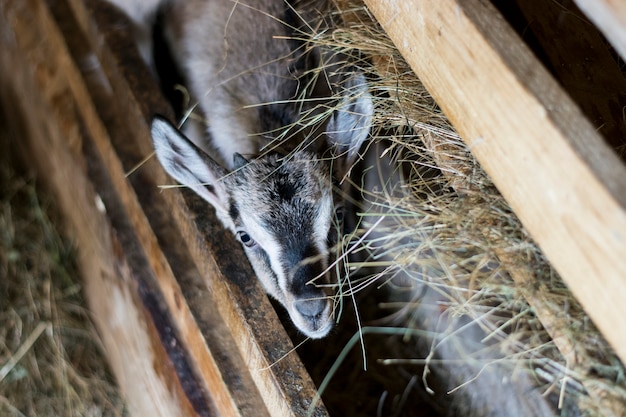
236 231 256 247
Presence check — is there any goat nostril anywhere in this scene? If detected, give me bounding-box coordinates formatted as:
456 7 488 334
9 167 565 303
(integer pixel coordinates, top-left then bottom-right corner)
294 298 326 318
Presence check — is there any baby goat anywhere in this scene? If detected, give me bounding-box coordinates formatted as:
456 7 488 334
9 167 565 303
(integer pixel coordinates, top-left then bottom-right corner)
107 0 373 338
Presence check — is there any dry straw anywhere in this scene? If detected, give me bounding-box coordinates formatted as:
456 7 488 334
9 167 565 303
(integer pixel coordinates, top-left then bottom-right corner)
0 130 125 417
311 1 626 415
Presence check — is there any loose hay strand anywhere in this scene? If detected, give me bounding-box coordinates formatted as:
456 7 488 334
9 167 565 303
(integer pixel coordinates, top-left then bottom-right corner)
0 322 49 384
0 126 125 417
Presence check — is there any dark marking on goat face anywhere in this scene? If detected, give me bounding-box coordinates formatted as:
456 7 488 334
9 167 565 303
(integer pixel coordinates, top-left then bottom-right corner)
284 240 326 297
228 200 240 223
276 173 297 201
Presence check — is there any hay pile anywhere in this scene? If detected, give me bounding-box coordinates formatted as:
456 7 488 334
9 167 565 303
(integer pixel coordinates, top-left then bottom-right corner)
311 1 626 415
0 123 125 416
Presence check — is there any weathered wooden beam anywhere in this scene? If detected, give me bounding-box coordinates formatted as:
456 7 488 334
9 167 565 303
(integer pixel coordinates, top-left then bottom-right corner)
0 2 213 414
0 0 329 415
574 0 626 62
364 0 626 365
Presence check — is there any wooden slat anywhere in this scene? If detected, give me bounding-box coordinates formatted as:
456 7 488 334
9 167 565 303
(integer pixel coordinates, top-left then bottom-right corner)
574 0 626 62
41 4 255 414
364 0 626 365
0 2 209 415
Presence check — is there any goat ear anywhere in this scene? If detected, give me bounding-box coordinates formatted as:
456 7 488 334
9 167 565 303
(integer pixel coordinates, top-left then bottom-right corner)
325 73 373 177
151 116 230 212
232 152 249 170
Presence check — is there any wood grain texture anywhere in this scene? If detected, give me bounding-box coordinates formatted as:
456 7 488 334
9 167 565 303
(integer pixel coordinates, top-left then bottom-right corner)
574 0 626 61
364 0 626 364
0 1 205 415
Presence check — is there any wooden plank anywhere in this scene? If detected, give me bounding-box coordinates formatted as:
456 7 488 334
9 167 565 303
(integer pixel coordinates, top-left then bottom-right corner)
574 0 626 62
364 0 626 365
40 0 249 413
0 3 209 416
40 7 252 415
